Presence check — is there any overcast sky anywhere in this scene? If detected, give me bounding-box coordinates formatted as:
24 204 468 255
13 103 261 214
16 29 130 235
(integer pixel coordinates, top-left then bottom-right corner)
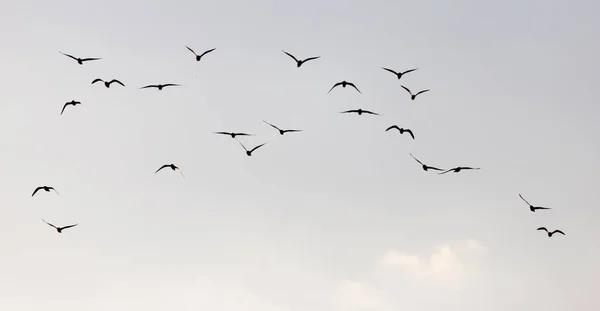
1 0 599 310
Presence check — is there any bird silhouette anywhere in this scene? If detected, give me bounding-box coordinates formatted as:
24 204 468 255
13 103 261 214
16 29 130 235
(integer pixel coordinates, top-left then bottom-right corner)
401 85 429 100
43 219 78 233
410 153 444 172
263 121 302 135
340 109 379 116
328 81 361 94
61 100 86 115
438 167 480 175
214 132 253 138
186 46 216 62
237 140 266 156
60 51 101 65
92 78 124 88
382 67 417 80
140 84 181 90
519 194 551 212
155 164 185 178
385 125 414 139
282 50 320 67
32 186 60 197
537 227 565 237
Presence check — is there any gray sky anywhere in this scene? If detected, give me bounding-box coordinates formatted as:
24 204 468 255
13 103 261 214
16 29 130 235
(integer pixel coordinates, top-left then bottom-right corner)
1 0 599 310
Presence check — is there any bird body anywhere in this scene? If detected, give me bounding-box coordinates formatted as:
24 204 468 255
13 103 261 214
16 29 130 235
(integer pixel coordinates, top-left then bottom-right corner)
92 78 125 88
410 153 444 172
386 125 414 139
32 186 60 197
401 85 429 100
328 81 361 94
263 121 302 135
519 194 551 212
43 219 78 233
282 50 320 67
340 109 379 116
186 46 216 61
140 84 180 90
537 227 565 237
60 51 101 65
382 67 417 80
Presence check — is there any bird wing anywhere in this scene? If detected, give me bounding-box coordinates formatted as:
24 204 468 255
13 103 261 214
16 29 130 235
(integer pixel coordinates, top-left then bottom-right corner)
401 68 418 75
282 129 302 133
234 133 252 136
185 46 197 55
400 85 413 96
91 78 103 84
60 52 78 61
415 89 430 96
162 84 181 87
348 82 362 94
518 194 532 206
199 48 216 58
533 206 551 210
282 50 299 62
382 67 399 75
61 224 78 230
42 219 57 229
340 110 358 114
140 85 159 89
175 167 186 179
386 125 400 132
362 110 379 115
302 56 320 63
426 166 445 171
31 187 42 197
263 120 281 131
405 129 415 139
463 167 480 170
409 153 424 165
109 79 125 87
537 227 549 232
552 230 565 235
50 187 60 196
155 165 169 173
60 103 69 115
81 58 101 62
250 143 266 153
236 139 248 152
438 168 455 175
328 82 342 94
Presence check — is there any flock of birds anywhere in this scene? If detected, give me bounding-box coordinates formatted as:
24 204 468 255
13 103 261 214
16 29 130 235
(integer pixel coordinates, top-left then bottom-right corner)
32 48 565 238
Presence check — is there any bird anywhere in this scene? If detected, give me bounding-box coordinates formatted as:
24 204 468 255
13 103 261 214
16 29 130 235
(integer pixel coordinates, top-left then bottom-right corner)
263 121 302 135
328 81 361 94
92 78 125 88
382 67 418 80
237 140 266 156
42 219 78 233
385 125 414 139
140 84 181 90
282 50 320 67
537 227 565 237
155 164 185 178
401 85 429 100
410 153 444 172
61 100 85 115
214 132 253 138
31 186 60 197
60 51 101 65
340 109 379 116
519 194 551 212
185 46 216 62
438 167 480 175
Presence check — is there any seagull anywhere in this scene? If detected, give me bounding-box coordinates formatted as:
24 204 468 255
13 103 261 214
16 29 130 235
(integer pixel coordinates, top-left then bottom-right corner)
263 121 302 135
155 164 185 178
60 51 101 65
340 109 379 116
140 84 181 90
186 46 216 62
237 140 266 156
537 227 565 238
32 186 60 197
382 67 418 80
61 100 86 115
438 167 480 175
519 194 551 212
43 219 78 233
386 125 414 139
282 50 320 67
214 132 253 138
92 78 125 88
410 153 444 172
328 81 361 94
401 85 429 100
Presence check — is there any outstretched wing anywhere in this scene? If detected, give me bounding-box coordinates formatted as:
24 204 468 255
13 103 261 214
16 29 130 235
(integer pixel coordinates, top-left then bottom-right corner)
60 224 78 230
340 110 358 114
250 143 266 153
263 120 281 131
42 219 57 229
409 153 424 166
282 50 299 62
537 227 549 232
199 48 216 58
362 110 379 115
401 68 418 75
400 85 412 96
532 206 551 210
31 187 42 197
347 82 362 94
382 67 399 76
155 165 169 174
186 45 197 55
214 132 232 136
302 56 320 63
49 187 60 196
91 78 103 84
552 230 565 236
80 58 101 62
175 167 186 179
162 84 181 88
328 82 342 94
427 166 445 171
438 168 455 175
140 85 159 89
405 129 415 139
236 139 248 152
60 51 78 61
282 129 302 133
109 79 125 87
518 194 531 206
60 103 69 115
415 89 430 96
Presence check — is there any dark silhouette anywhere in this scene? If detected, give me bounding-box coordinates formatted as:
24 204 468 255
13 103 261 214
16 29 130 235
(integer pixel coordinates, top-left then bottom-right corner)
140 84 181 90
60 51 101 65
410 153 444 172
385 125 414 139
537 227 565 237
382 67 418 80
186 46 216 61
340 109 379 116
237 140 266 156
438 167 480 175
328 81 361 94
263 120 302 135
92 78 125 88
155 164 185 178
401 85 429 100
214 132 253 138
519 194 551 212
32 186 60 197
61 100 85 115
282 50 320 67
43 219 78 233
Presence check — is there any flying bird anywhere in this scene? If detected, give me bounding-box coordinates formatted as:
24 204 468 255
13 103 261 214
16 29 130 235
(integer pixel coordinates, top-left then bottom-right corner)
263 121 302 135
32 186 60 197
237 140 266 156
186 46 216 62
410 153 444 172
214 132 253 138
401 85 429 100
382 67 418 80
61 100 85 115
537 227 565 237
282 50 320 67
386 125 414 139
328 81 361 94
340 109 379 116
92 78 124 88
519 194 551 212
155 164 185 178
42 219 78 233
60 51 101 65
140 84 181 90
438 167 480 175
